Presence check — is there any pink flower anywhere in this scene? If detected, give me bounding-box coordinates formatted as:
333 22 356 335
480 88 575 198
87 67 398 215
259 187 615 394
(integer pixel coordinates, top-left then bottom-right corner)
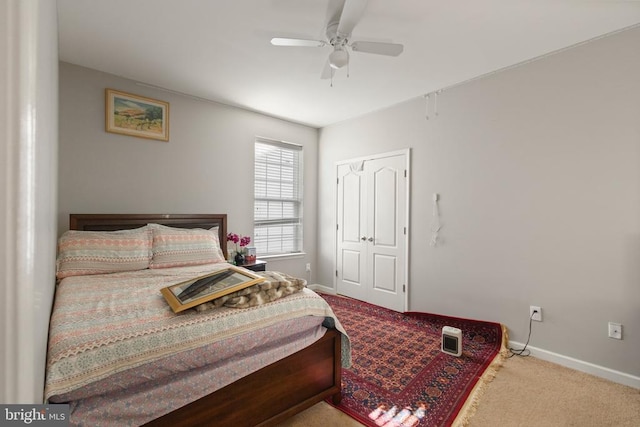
227 232 251 254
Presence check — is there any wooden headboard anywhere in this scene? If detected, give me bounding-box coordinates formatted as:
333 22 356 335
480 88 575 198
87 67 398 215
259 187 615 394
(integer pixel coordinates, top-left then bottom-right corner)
69 214 228 258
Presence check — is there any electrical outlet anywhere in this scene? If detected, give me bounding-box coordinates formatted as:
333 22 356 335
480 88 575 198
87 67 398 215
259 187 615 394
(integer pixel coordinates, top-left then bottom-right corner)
305 263 311 272
608 322 622 340
530 306 542 322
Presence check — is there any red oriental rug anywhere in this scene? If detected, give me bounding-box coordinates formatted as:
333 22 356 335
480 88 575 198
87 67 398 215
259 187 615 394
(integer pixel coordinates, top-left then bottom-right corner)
321 294 507 427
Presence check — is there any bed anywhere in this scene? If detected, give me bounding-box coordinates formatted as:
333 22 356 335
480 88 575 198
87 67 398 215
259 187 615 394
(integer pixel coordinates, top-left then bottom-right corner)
46 214 348 427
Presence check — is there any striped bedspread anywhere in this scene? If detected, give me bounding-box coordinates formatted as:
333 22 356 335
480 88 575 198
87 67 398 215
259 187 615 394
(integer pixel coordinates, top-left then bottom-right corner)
45 263 349 402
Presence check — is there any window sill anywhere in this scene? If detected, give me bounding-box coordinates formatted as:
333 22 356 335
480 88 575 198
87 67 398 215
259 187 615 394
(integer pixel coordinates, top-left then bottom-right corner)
259 253 307 261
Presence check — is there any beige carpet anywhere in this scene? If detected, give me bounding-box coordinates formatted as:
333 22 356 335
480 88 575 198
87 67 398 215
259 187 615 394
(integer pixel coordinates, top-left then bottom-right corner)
277 356 640 427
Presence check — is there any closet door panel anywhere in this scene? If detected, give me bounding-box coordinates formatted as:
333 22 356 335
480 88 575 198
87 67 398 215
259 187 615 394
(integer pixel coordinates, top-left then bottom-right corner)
341 250 362 284
372 254 398 293
372 166 398 247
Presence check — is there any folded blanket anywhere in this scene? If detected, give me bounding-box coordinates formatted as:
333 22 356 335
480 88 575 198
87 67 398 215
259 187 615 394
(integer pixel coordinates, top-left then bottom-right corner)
195 271 306 312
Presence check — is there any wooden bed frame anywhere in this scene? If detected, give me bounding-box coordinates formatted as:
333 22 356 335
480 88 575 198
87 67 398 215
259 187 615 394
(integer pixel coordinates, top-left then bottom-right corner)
68 214 342 427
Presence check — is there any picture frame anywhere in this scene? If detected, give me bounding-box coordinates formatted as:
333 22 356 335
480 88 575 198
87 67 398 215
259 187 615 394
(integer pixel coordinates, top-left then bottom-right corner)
105 88 169 141
160 266 265 313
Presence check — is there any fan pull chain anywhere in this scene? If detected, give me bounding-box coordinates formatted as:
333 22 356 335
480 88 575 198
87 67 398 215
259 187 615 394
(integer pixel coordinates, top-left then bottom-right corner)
424 94 430 120
434 91 439 117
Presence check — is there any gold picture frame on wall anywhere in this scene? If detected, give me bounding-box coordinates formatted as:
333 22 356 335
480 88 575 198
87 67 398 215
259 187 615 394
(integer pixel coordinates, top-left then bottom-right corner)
105 89 169 141
160 266 265 313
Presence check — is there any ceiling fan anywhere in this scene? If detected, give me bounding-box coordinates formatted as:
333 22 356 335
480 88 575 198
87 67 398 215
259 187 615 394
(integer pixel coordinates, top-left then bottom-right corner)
271 0 403 79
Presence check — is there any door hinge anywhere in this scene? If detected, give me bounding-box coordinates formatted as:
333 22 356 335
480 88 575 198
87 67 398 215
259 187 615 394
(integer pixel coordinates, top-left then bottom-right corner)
403 284 406 293
336 223 339 231
404 169 407 178
336 270 338 277
337 177 339 184
404 227 407 235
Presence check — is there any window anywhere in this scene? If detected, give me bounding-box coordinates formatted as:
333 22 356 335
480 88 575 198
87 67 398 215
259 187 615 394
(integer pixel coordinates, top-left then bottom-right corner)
254 138 303 256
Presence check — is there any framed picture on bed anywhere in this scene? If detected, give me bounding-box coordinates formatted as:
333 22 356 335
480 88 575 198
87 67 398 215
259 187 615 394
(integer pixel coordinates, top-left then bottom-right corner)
105 88 170 141
160 266 265 313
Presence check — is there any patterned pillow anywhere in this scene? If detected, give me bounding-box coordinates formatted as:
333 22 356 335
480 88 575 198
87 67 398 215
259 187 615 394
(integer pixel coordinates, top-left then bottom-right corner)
56 227 152 279
149 224 226 269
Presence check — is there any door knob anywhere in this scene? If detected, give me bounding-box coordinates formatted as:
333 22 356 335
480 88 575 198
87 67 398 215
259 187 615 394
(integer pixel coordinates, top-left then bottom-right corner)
361 236 367 241
367 237 374 242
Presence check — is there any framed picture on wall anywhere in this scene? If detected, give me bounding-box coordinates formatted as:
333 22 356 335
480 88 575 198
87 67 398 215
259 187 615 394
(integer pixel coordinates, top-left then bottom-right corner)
105 89 169 141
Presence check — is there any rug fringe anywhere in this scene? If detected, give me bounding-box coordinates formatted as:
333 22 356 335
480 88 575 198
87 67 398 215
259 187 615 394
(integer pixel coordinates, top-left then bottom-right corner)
451 324 509 427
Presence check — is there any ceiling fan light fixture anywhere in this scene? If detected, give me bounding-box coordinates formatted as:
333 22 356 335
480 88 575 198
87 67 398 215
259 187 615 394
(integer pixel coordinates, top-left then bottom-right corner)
329 48 349 69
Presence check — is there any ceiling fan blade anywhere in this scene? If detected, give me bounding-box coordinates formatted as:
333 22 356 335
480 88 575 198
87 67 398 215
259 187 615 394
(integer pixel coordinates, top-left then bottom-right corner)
351 41 404 56
320 58 333 80
271 38 327 47
325 0 345 28
337 0 368 37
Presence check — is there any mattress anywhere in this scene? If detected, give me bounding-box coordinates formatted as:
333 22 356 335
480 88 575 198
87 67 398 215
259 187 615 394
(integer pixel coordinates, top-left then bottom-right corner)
51 316 327 426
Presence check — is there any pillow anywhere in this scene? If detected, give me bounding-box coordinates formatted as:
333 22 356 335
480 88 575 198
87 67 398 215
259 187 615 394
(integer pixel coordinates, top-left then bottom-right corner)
56 226 152 279
149 224 226 269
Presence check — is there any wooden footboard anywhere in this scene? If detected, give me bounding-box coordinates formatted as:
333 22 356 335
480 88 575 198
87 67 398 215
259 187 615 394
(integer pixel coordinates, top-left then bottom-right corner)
144 328 342 427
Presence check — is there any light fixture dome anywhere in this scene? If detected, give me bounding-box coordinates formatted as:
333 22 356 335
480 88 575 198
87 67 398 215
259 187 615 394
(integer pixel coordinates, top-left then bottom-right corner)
329 47 349 69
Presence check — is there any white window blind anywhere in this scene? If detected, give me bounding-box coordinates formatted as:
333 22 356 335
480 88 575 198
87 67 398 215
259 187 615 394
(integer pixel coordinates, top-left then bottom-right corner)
254 138 303 256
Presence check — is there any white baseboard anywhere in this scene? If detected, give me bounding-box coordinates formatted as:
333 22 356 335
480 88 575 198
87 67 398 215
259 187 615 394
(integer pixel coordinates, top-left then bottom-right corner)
308 284 336 295
509 341 640 389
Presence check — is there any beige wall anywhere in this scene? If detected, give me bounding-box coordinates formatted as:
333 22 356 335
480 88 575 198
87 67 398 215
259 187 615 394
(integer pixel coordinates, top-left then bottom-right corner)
318 27 640 379
58 62 319 280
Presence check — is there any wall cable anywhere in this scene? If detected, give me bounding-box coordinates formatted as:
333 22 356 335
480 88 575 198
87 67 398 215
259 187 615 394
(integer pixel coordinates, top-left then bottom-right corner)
430 193 441 246
508 311 535 358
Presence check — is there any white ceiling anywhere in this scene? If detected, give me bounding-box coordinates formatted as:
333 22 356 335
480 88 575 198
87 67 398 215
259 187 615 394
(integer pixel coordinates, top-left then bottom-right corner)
57 0 640 128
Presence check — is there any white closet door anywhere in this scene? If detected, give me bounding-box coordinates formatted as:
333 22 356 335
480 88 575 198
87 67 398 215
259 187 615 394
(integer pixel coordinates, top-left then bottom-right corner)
336 151 408 312
365 155 406 312
336 163 368 301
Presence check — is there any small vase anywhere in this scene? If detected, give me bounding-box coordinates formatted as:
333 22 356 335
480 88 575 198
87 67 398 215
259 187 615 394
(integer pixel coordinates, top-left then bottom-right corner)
234 253 245 266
